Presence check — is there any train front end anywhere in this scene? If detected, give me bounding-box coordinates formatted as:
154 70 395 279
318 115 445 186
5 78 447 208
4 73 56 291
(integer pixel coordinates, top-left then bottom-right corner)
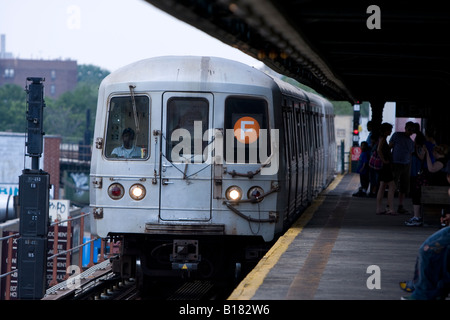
89 57 282 279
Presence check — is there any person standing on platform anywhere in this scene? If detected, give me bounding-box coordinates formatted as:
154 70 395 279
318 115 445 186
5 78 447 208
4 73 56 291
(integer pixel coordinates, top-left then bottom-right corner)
353 141 370 197
376 123 396 215
406 127 427 226
389 121 415 214
368 132 380 197
405 144 450 226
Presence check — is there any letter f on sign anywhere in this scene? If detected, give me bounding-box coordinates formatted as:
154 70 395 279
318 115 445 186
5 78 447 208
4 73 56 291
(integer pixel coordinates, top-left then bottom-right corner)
241 121 254 140
234 116 260 144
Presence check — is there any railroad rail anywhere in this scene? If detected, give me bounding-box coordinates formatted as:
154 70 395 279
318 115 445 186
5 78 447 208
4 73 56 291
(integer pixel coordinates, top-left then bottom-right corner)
42 258 139 300
42 259 226 300
42 259 114 300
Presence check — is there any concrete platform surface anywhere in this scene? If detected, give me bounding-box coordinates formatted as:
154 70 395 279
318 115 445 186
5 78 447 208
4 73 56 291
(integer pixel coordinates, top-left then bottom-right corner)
229 173 440 300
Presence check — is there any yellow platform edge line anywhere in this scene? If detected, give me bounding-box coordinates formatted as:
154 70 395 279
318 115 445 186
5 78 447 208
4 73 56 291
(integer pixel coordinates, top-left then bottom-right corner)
227 174 344 300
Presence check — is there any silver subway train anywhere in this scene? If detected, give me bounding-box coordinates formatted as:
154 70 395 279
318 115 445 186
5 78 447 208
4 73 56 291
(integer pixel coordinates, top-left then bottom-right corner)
89 56 336 280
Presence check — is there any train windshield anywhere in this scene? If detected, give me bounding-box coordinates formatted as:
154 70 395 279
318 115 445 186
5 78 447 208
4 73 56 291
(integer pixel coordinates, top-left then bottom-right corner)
104 95 150 159
224 96 270 164
165 97 209 163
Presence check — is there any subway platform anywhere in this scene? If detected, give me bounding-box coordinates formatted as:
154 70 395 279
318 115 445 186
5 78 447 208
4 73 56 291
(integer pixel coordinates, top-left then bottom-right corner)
229 173 441 300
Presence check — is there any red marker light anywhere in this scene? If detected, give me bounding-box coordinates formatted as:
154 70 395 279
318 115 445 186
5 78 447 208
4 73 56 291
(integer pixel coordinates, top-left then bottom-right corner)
108 183 124 200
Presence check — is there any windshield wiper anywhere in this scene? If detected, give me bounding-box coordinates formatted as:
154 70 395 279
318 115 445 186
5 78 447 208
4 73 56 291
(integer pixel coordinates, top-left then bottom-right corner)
129 85 140 134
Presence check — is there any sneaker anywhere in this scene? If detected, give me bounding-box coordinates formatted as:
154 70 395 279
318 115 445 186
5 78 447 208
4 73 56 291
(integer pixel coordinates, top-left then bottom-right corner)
405 217 422 226
399 281 414 293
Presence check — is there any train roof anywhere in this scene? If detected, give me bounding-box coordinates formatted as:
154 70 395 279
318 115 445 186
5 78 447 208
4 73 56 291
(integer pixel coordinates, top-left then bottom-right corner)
101 56 275 89
100 56 330 108
269 76 308 101
304 91 334 109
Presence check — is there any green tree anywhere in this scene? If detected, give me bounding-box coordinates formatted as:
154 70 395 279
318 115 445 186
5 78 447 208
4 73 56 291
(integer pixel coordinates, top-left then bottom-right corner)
0 84 27 132
44 64 110 143
0 64 109 141
280 75 355 115
77 64 110 85
361 101 370 117
331 100 353 115
44 82 99 143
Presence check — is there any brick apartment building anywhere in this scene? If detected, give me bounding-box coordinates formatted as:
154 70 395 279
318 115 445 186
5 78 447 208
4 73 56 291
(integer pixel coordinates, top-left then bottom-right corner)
1 34 77 98
0 58 77 99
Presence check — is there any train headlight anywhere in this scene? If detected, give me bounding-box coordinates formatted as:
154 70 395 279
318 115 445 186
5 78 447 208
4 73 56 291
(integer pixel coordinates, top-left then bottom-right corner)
108 183 124 200
248 186 264 202
130 184 146 201
226 186 242 201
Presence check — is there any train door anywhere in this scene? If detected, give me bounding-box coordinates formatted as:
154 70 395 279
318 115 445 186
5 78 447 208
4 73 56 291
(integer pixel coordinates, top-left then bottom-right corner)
287 103 297 216
300 103 309 205
305 106 314 202
282 104 296 217
318 111 324 190
159 92 213 221
315 109 322 194
312 109 319 196
281 106 291 216
294 105 304 208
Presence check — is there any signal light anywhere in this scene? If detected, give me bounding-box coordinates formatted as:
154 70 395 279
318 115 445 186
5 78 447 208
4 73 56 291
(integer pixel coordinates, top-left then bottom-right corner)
248 186 264 202
108 183 124 200
353 129 359 135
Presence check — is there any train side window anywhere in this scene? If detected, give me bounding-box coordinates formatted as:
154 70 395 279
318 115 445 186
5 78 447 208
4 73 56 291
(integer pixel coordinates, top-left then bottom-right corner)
312 112 318 149
224 97 270 164
105 95 150 159
166 97 209 163
306 110 313 151
317 114 322 148
301 106 308 154
295 108 302 156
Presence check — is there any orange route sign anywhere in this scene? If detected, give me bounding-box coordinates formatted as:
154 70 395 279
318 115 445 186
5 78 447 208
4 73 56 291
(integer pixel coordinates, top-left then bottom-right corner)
234 116 260 144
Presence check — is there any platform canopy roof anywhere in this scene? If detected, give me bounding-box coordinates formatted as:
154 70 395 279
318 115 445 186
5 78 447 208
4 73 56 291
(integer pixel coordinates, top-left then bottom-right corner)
145 0 450 105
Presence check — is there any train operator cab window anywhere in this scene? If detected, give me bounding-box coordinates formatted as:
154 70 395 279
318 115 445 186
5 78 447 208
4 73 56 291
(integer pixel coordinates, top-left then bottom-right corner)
224 97 270 164
166 97 209 163
105 95 150 159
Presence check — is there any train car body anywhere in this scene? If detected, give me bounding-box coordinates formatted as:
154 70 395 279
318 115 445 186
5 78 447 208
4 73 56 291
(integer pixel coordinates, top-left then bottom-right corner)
89 56 335 279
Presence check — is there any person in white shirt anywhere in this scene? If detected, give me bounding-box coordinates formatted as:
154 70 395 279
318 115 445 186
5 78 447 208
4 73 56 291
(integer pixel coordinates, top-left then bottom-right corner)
111 128 142 158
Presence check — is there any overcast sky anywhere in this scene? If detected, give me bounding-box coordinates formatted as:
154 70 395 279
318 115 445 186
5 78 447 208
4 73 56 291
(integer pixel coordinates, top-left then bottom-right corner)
0 0 262 72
